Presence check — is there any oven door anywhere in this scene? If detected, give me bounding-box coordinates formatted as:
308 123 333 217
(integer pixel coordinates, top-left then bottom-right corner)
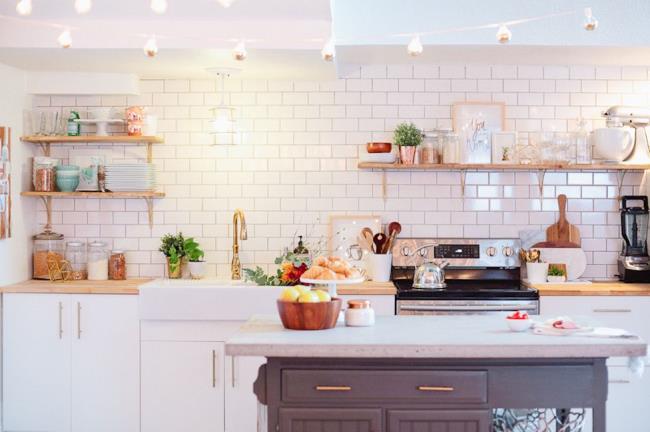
397 299 539 316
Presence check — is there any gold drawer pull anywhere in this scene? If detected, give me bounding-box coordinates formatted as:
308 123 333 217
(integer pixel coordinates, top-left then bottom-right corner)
315 385 352 391
417 386 454 392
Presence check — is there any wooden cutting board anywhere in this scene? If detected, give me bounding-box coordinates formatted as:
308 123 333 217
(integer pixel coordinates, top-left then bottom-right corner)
546 194 581 246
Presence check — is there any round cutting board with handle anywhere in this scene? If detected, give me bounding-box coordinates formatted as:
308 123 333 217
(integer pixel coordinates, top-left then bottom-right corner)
546 194 581 246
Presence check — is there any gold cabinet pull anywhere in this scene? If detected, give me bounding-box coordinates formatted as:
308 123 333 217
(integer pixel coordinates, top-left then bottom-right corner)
58 302 63 339
76 302 82 339
315 386 352 391
417 386 454 392
212 350 217 388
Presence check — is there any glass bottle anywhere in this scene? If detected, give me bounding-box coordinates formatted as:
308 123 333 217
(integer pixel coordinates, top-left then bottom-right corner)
87 241 109 281
65 241 87 280
33 230 65 280
575 118 592 164
441 129 460 164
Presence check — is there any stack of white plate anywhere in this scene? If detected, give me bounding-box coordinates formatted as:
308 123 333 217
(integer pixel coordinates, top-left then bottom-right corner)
105 164 156 192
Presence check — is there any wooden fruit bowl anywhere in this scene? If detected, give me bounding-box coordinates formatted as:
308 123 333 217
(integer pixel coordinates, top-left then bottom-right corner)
277 298 342 330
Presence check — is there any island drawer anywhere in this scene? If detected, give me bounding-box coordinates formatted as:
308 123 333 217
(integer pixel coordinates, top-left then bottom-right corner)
281 369 487 403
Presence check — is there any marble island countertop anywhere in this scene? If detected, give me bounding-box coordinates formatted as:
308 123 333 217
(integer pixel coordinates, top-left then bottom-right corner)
225 315 647 359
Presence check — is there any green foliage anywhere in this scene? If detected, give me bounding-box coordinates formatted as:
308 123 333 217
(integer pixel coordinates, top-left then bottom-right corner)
159 233 185 258
168 245 181 274
548 265 566 276
393 122 423 147
243 266 288 286
183 238 204 262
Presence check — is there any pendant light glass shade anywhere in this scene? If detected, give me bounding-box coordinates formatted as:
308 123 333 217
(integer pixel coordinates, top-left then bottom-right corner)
208 70 239 145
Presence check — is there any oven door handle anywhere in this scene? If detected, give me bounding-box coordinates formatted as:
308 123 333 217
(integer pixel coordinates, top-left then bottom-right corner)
398 304 538 312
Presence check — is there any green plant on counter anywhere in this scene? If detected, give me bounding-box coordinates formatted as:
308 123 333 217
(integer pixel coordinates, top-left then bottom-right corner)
167 245 181 275
160 233 186 276
393 122 423 147
548 265 566 277
183 238 205 262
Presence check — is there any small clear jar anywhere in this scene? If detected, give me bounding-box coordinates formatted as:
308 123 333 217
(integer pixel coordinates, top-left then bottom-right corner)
420 131 441 164
65 241 87 280
87 241 109 281
344 299 375 327
440 129 460 164
109 250 127 280
33 230 65 280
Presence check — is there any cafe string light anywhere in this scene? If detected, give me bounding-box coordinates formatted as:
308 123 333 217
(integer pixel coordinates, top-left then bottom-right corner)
583 7 598 31
216 0 236 8
15 0 32 16
74 0 92 15
150 0 168 14
407 35 423 56
321 38 335 61
58 29 73 48
496 25 512 44
144 36 158 57
232 40 247 61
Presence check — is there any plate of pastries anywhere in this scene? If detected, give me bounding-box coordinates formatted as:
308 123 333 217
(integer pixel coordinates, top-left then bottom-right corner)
300 256 364 283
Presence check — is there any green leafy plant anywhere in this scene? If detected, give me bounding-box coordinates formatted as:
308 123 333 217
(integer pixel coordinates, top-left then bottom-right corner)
183 238 205 262
393 122 423 147
243 250 311 286
159 233 186 258
548 265 566 277
167 245 181 275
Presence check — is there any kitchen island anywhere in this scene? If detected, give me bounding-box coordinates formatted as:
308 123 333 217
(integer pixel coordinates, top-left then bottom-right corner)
226 315 647 432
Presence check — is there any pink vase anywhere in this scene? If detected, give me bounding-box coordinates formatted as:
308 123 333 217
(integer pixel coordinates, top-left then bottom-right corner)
399 146 417 165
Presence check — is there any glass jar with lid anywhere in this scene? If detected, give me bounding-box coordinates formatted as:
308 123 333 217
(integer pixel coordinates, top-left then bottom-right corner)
33 230 65 280
87 241 109 281
440 129 460 164
420 131 441 164
109 250 127 280
65 241 87 280
344 299 375 327
33 157 58 192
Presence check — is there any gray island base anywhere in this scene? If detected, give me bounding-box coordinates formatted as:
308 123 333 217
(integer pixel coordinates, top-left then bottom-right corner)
226 316 647 432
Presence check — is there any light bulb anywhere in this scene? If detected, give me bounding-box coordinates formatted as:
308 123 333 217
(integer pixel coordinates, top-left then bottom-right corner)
74 0 92 14
321 38 335 62
144 36 158 57
58 29 72 48
232 40 247 61
15 0 32 16
496 25 511 44
216 0 236 8
583 7 598 31
407 35 423 57
150 0 168 14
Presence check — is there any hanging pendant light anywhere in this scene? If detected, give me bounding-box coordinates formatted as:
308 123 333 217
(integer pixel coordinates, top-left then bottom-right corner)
144 36 158 57
150 0 168 14
15 0 32 16
407 35 423 56
58 29 73 48
321 38 335 62
207 68 240 145
74 0 92 14
216 0 236 8
496 25 512 44
232 40 247 61
583 7 598 31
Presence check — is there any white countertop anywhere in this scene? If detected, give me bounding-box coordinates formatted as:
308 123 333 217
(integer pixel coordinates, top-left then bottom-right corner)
225 315 647 359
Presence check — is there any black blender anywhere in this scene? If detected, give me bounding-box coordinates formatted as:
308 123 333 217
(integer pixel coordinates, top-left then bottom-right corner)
618 196 650 282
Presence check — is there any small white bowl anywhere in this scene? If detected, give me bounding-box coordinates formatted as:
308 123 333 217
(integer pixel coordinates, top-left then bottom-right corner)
506 317 532 332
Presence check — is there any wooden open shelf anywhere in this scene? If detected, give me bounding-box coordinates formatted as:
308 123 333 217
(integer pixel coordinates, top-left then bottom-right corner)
21 135 163 144
358 162 650 171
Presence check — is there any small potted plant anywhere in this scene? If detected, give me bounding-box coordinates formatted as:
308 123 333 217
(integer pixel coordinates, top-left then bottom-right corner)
394 122 422 165
184 237 206 280
547 264 567 283
159 233 186 279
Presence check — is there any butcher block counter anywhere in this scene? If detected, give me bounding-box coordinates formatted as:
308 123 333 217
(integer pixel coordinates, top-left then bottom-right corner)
528 280 650 296
1 279 148 294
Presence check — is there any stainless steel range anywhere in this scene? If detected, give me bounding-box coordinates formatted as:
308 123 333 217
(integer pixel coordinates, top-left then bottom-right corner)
392 238 539 315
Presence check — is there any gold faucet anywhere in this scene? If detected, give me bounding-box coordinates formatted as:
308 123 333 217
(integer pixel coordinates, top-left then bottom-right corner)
231 209 247 279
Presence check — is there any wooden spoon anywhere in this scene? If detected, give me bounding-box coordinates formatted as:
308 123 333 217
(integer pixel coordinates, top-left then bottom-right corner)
373 233 387 254
383 221 402 254
360 227 375 251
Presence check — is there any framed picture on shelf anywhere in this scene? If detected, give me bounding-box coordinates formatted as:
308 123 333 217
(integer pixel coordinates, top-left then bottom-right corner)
491 131 518 164
453 102 505 164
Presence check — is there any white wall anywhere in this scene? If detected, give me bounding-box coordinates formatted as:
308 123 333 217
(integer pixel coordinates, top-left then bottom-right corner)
35 64 649 280
0 62 32 286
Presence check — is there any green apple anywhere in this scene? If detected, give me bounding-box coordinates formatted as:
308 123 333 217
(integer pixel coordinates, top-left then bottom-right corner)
279 287 300 302
314 290 331 302
298 291 320 303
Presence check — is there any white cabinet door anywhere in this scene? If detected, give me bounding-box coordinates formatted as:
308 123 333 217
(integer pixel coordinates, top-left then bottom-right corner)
70 295 140 432
142 341 225 432
606 366 650 431
225 355 266 432
2 293 71 432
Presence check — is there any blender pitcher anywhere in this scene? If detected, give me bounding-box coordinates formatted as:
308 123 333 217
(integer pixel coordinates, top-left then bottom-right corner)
620 196 649 257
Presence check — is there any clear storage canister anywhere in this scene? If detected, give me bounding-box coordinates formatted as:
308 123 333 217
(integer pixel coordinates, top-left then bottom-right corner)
109 250 127 280
87 241 109 281
440 129 460 163
65 241 87 280
33 230 65 280
420 131 441 164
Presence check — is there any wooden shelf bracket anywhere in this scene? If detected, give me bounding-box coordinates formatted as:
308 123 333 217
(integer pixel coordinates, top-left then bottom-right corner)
616 171 627 199
460 169 467 197
38 142 51 157
536 169 547 208
39 196 53 231
144 197 155 229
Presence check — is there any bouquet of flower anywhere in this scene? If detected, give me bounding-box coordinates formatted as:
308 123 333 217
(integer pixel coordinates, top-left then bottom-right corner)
244 251 310 286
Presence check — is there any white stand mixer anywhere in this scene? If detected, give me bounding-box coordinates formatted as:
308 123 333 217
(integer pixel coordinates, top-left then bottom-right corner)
602 106 650 163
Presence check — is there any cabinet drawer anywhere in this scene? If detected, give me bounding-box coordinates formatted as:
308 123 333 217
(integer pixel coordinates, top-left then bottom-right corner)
282 369 487 404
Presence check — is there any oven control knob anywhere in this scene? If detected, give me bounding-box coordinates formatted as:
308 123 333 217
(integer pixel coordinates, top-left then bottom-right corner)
503 246 514 257
486 247 497 257
418 248 428 257
401 246 411 257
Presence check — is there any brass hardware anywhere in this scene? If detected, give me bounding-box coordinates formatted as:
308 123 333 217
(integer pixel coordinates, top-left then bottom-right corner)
212 349 217 388
58 301 63 339
593 308 632 313
231 208 247 280
315 386 352 391
76 302 82 339
417 386 454 392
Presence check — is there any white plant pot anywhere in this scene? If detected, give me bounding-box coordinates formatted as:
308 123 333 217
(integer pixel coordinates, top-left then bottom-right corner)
188 261 207 280
526 262 549 284
546 275 566 283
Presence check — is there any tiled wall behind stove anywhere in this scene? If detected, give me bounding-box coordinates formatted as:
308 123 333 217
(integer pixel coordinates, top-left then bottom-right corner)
34 64 650 279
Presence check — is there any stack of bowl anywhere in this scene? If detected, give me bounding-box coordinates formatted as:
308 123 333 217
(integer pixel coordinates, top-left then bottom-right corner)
55 165 80 192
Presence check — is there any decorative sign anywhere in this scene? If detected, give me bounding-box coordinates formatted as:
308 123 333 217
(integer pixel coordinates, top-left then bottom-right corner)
453 102 505 164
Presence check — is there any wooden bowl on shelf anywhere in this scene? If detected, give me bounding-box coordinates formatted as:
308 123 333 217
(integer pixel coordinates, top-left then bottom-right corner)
277 299 342 330
366 142 392 153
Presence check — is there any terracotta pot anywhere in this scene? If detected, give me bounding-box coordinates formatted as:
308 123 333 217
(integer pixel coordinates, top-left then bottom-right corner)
277 298 342 330
166 257 183 279
399 146 417 165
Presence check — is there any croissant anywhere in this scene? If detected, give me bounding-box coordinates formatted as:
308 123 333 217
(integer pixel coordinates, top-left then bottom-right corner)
302 265 329 279
314 256 329 267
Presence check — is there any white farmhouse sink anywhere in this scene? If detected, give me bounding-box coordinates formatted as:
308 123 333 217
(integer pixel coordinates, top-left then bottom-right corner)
138 279 285 321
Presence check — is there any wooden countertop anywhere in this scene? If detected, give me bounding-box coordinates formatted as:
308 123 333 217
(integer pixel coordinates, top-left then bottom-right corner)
338 281 396 295
528 280 650 296
1 279 149 295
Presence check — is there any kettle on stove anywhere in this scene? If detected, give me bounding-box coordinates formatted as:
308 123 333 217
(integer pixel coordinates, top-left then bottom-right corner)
618 195 650 282
412 260 449 289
